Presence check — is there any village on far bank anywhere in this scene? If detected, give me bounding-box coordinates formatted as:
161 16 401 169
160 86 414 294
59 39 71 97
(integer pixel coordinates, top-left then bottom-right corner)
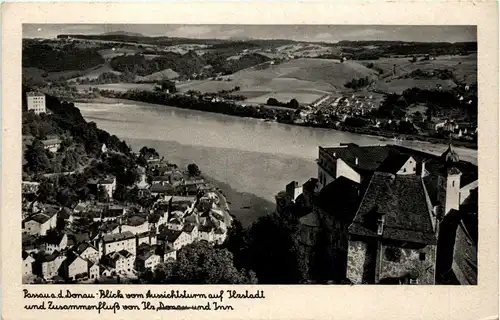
22 93 234 284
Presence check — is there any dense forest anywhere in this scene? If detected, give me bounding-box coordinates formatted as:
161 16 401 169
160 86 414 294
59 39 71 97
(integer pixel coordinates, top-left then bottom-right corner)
110 51 206 77
22 44 105 72
109 51 270 77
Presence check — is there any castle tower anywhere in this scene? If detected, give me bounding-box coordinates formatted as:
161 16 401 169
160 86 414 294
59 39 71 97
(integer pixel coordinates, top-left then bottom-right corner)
437 144 462 217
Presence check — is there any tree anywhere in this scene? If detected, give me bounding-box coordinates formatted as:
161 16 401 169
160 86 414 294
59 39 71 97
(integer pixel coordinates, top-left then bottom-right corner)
25 139 51 173
219 217 247 269
288 98 300 109
187 163 201 177
247 213 308 284
266 98 280 106
158 241 256 284
159 80 177 93
113 184 128 202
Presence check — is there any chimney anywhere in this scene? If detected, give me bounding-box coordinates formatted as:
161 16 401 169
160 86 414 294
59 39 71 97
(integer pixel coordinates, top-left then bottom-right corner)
355 157 359 165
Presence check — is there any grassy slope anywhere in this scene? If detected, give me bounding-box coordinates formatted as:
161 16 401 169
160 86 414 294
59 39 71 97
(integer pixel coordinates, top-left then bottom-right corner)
175 58 378 104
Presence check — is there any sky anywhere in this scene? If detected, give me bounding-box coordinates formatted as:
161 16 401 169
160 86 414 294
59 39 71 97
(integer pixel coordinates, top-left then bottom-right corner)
23 24 477 43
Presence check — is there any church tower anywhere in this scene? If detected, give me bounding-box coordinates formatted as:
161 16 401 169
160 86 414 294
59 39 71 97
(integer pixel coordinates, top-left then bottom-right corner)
437 144 462 217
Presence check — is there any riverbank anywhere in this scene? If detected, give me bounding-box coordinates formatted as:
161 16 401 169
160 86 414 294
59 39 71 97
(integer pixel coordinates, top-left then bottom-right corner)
74 93 478 150
203 175 275 228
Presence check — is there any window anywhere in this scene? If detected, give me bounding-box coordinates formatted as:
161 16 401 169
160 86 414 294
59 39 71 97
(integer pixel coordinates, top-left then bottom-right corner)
403 168 406 173
384 247 402 262
419 252 426 261
452 181 455 187
377 216 384 235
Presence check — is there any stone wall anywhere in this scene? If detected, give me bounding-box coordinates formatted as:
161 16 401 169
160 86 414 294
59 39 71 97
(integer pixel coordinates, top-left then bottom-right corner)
347 240 367 284
379 243 437 284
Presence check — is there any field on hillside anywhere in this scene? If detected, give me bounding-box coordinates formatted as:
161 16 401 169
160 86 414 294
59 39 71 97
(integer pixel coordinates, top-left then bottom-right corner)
98 48 140 60
68 64 122 82
367 53 476 81
135 68 180 82
174 58 378 104
374 79 457 95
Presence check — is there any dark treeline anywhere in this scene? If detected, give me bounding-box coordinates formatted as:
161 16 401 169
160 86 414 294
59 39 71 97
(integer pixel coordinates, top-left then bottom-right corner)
372 87 478 120
344 76 374 89
22 44 104 72
100 90 295 124
109 51 270 78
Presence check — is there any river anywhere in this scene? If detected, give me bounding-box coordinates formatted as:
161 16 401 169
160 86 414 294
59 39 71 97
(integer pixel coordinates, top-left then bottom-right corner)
76 100 478 225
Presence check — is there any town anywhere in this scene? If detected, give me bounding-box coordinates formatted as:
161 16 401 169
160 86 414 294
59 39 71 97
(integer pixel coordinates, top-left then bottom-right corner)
22 91 234 283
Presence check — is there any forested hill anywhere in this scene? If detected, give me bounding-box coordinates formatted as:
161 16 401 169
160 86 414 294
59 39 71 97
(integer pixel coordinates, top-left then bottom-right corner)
22 88 132 177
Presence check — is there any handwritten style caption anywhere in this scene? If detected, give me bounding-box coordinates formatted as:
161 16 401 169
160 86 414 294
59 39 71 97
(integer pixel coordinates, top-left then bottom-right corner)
24 289 266 313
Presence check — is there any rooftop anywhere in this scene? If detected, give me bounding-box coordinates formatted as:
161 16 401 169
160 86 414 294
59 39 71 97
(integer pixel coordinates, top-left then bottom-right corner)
41 138 61 146
321 143 477 186
101 231 135 243
158 229 183 242
25 208 58 224
27 91 45 97
315 176 360 223
349 172 437 245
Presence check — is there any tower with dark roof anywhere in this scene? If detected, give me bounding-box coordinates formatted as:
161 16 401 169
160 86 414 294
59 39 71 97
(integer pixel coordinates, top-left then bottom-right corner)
437 144 462 218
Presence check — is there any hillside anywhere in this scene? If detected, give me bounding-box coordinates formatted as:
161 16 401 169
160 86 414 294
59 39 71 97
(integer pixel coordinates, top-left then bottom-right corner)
22 43 104 72
135 68 180 82
176 58 378 104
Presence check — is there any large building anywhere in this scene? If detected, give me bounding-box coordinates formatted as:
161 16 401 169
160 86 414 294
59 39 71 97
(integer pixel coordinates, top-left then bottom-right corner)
26 92 46 115
293 143 478 285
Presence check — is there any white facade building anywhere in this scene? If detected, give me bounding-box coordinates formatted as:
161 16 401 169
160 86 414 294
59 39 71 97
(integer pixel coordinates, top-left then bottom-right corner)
27 92 46 115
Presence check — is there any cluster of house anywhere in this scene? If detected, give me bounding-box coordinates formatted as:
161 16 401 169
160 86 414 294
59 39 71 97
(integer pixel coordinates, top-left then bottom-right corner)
21 155 233 284
294 94 382 125
434 120 477 140
285 142 478 285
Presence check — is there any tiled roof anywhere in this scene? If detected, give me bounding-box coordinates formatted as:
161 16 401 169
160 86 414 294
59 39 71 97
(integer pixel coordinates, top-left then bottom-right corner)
158 229 183 242
27 91 45 97
198 225 213 233
315 176 360 223
323 143 478 188
150 183 174 193
349 172 436 245
136 244 157 261
41 139 61 146
75 242 97 255
322 144 392 172
376 151 412 174
117 249 133 259
452 213 478 285
126 215 146 226
26 210 58 224
42 232 66 245
183 224 196 233
102 231 135 243
152 176 171 182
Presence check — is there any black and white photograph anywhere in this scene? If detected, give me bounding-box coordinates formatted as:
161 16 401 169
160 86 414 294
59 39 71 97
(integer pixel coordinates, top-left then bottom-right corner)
21 24 478 286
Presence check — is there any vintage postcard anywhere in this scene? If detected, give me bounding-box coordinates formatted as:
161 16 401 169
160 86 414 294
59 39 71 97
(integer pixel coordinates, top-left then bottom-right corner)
2 2 499 320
